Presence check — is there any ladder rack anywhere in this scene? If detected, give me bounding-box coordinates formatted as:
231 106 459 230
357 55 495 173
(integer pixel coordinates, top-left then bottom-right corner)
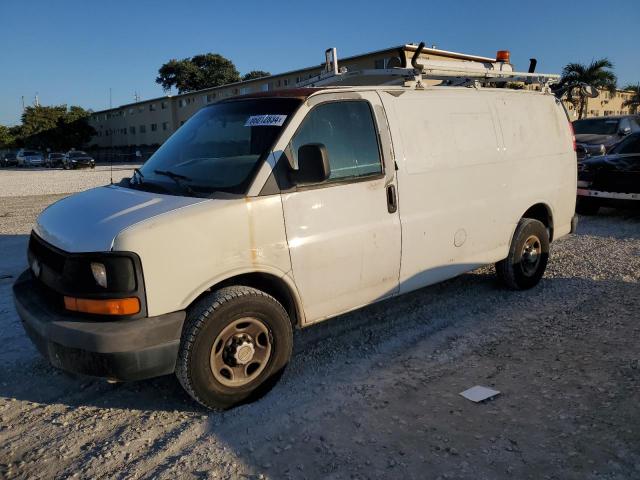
297 44 560 92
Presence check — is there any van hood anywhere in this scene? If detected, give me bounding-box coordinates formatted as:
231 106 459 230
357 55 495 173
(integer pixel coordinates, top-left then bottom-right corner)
34 185 208 252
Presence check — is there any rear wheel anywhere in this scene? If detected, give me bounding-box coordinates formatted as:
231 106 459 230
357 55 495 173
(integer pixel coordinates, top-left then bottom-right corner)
176 286 293 410
576 196 600 215
496 218 549 290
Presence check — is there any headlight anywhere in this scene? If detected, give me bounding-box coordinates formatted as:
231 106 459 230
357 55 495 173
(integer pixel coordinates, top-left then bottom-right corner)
63 256 136 294
90 262 108 288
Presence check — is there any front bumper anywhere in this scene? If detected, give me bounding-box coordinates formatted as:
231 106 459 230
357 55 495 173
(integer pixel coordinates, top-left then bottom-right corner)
577 188 640 202
13 270 185 381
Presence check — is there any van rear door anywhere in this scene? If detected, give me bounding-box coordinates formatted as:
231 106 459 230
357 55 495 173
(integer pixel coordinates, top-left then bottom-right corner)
281 92 401 323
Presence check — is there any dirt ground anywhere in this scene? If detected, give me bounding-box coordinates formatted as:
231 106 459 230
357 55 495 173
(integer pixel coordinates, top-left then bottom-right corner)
0 177 638 479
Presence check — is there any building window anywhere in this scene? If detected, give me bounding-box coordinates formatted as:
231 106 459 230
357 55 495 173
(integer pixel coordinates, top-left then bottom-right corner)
179 99 186 108
240 86 251 95
129 126 136 135
205 93 216 102
180 120 185 126
261 83 270 92
140 125 146 133
162 122 169 131
374 58 390 69
138 106 143 113
151 123 157 132
129 108 134 115
283 79 289 86
161 101 167 109
149 103 156 111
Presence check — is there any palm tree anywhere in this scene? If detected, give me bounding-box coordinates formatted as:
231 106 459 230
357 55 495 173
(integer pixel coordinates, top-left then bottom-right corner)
622 84 640 114
559 59 617 119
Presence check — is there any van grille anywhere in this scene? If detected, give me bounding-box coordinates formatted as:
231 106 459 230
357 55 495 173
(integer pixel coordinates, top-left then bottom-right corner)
29 233 65 273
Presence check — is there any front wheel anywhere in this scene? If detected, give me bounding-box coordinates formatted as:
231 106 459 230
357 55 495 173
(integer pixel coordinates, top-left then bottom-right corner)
176 286 293 410
496 218 549 290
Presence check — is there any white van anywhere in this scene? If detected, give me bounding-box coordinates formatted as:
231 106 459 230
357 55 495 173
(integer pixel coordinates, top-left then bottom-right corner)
13 73 577 409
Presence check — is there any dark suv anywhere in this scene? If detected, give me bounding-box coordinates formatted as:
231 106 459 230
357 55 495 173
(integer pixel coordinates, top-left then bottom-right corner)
573 115 640 160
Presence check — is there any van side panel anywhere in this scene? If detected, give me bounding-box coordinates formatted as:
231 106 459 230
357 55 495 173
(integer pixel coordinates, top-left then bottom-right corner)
381 89 510 293
493 92 576 239
381 88 574 294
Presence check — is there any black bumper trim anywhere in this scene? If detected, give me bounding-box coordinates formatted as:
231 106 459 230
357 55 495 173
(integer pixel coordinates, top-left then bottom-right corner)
13 270 186 381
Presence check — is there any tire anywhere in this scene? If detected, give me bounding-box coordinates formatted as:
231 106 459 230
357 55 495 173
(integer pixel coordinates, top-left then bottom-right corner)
496 218 549 290
576 196 600 215
176 286 293 410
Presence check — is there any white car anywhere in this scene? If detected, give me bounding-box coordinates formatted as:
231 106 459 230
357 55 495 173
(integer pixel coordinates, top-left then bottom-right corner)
14 62 577 409
16 149 44 167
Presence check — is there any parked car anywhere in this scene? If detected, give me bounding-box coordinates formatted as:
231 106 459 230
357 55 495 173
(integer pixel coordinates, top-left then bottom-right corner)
13 84 577 410
1 152 18 167
576 132 640 215
16 149 44 167
573 115 640 160
63 151 95 169
45 152 66 168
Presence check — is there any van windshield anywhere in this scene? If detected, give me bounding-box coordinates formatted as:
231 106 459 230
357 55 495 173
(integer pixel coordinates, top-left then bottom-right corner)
573 118 619 135
136 98 302 196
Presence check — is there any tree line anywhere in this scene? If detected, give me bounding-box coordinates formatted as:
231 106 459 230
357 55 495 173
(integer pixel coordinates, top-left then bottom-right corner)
0 105 95 151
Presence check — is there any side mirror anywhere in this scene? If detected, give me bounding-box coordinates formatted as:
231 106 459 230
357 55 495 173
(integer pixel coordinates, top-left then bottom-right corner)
619 126 632 136
580 84 599 98
290 143 330 185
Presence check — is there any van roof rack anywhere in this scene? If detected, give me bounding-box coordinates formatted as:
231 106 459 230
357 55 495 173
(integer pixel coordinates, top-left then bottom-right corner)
297 43 560 93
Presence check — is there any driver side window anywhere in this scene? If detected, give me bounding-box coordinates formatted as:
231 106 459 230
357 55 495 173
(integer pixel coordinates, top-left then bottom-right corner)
290 101 382 181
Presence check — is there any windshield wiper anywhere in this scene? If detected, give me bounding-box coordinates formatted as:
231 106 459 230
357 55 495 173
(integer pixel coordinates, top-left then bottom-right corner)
153 169 196 196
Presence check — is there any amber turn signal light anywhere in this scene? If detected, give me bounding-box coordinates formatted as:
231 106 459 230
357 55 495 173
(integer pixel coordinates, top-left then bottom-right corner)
64 296 140 315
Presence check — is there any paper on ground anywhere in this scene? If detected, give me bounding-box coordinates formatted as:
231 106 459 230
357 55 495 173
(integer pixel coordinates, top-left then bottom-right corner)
459 385 501 403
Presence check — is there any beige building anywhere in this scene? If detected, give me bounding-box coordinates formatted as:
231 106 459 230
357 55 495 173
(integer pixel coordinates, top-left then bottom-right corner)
563 89 636 119
88 43 500 149
88 44 636 149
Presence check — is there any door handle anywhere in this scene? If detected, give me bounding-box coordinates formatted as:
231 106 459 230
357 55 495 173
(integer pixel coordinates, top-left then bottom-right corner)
387 184 398 213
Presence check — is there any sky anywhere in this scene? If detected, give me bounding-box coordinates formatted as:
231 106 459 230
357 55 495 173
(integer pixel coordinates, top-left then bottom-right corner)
1 0 638 126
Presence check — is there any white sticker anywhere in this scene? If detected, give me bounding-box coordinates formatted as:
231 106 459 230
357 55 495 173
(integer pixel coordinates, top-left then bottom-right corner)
244 114 287 127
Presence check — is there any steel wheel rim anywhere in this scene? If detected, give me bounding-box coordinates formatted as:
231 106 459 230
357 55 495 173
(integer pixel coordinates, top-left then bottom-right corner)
210 317 272 388
521 235 542 276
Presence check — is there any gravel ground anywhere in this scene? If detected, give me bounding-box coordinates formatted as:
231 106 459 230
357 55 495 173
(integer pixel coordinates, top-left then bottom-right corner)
0 165 139 198
0 169 638 479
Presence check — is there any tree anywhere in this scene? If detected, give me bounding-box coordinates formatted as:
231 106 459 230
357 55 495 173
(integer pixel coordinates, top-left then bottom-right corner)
18 105 95 151
0 125 20 149
622 84 640 114
156 53 240 93
559 59 617 119
242 70 271 81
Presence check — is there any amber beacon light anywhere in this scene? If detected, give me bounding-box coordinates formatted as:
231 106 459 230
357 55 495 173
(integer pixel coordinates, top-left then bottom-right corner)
496 50 511 63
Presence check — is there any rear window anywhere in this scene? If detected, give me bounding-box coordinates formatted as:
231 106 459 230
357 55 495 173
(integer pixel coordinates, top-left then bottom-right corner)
24 151 39 156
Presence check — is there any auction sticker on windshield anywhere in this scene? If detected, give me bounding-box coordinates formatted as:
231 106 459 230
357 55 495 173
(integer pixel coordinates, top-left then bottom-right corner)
244 115 287 127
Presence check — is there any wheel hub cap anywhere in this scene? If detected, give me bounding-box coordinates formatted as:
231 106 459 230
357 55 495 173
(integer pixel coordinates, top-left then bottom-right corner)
230 338 255 365
521 235 542 276
210 317 272 387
